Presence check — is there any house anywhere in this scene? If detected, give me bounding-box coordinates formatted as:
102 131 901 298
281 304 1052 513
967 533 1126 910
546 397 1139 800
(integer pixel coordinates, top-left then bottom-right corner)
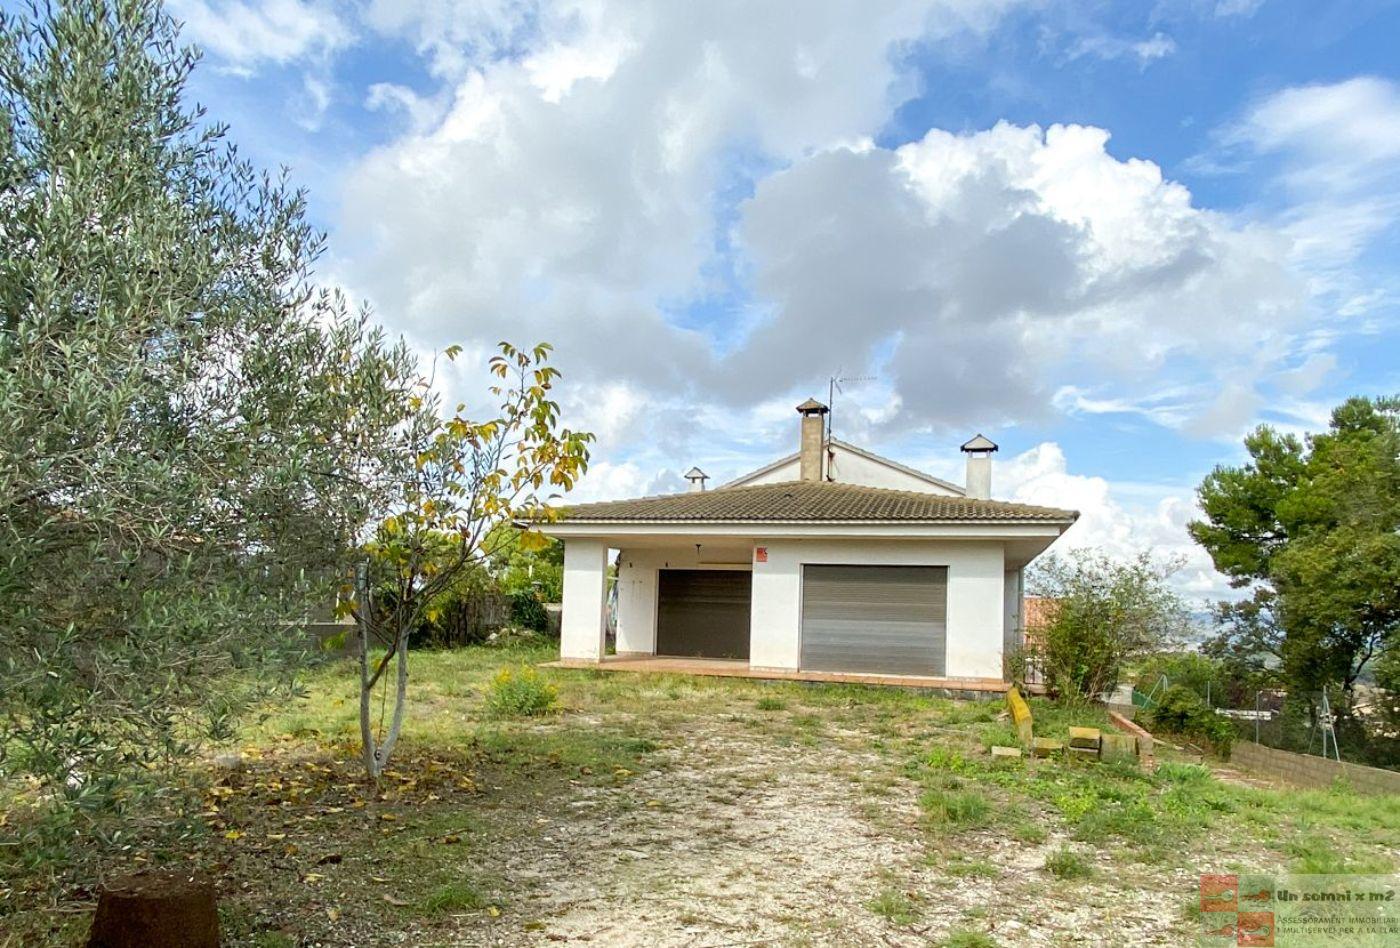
540 399 1077 689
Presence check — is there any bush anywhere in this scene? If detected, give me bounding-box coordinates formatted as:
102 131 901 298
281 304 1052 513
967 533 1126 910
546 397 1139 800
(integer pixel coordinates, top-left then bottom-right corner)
509 589 549 633
484 665 558 717
1134 652 1231 704
1142 685 1234 754
1028 550 1190 699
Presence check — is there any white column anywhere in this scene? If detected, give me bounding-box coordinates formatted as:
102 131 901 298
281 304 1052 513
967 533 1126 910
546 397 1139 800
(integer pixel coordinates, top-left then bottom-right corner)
560 539 608 661
945 543 1006 679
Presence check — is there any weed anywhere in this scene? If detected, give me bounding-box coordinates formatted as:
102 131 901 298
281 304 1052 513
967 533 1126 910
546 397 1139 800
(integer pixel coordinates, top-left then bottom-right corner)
942 929 998 948
1044 845 1094 880
756 696 787 711
945 857 1000 879
484 665 558 717
868 888 920 924
419 880 489 913
920 788 991 827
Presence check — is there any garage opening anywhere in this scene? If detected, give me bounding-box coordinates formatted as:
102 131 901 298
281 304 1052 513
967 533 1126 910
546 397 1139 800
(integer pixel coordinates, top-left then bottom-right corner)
800 565 947 676
656 569 752 660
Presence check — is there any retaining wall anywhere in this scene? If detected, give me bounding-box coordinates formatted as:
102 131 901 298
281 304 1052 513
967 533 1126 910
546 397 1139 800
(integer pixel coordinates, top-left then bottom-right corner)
1229 741 1400 795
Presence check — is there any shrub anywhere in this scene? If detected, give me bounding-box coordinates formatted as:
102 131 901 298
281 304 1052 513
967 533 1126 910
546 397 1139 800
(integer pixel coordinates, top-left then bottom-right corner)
1028 550 1190 699
1134 652 1232 704
1142 685 1234 754
485 666 558 717
509 589 550 633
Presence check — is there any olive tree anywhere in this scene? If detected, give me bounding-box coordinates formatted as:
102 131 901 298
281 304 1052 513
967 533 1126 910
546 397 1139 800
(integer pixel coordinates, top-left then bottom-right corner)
352 342 592 779
0 0 419 844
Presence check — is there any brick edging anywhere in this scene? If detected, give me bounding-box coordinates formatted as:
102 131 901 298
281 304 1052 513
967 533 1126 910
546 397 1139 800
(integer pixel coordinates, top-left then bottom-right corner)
1107 709 1155 763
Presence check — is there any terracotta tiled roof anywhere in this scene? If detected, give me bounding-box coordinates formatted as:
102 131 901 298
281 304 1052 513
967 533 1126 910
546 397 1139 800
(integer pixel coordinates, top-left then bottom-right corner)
559 480 1078 524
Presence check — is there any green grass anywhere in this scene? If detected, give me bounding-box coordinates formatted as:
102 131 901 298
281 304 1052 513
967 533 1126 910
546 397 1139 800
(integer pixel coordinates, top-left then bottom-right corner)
6 643 1399 947
941 930 998 948
419 880 490 914
919 787 992 828
868 888 921 924
1044 845 1095 880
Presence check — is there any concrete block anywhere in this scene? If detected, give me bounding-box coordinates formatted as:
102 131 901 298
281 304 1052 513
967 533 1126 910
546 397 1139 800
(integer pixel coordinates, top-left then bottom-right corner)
1031 737 1063 758
990 745 1022 759
1068 745 1100 762
1068 726 1101 749
1099 733 1138 764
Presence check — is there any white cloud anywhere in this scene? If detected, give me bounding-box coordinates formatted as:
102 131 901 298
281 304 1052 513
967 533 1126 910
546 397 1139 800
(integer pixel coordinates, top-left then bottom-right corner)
1219 77 1400 281
1000 443 1225 598
1067 32 1177 67
314 1 1393 570
1213 0 1265 17
727 122 1305 435
172 0 353 71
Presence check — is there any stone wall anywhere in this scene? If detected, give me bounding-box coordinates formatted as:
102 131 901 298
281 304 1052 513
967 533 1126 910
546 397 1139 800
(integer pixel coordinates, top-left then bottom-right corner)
1230 741 1400 796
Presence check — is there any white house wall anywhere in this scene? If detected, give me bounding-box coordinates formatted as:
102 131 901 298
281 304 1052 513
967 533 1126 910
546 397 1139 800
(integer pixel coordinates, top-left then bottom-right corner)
560 539 609 661
1002 567 1024 667
826 446 960 495
730 444 959 495
750 539 1007 679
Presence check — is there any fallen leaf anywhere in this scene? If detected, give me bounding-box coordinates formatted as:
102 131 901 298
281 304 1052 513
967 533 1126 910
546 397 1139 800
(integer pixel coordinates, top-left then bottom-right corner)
382 895 410 906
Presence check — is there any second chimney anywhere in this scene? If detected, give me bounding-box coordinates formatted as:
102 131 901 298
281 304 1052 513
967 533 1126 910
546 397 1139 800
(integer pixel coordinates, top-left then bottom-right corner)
796 398 829 482
960 434 998 499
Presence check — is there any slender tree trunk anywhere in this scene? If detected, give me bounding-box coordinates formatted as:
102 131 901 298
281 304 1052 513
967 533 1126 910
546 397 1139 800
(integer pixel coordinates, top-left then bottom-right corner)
357 565 380 780
374 628 410 769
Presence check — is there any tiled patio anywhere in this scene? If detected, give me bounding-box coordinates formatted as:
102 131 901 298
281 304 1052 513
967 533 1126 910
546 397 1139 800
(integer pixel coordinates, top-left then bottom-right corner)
543 653 1023 696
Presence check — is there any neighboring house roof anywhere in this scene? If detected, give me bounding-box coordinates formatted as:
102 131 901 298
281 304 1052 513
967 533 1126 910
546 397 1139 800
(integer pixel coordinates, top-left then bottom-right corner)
722 438 966 495
1022 596 1060 646
558 480 1078 524
1023 596 1060 630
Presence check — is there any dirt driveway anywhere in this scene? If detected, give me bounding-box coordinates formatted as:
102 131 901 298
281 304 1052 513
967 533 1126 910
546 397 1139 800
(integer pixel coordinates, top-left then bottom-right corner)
470 698 1197 947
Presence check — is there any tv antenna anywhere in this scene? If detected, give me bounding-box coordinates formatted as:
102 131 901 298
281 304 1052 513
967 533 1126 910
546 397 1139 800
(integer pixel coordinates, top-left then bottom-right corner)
826 370 877 448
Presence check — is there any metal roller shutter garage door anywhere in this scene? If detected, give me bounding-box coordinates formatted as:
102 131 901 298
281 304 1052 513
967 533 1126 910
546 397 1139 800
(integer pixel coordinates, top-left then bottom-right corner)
656 569 752 659
800 565 947 676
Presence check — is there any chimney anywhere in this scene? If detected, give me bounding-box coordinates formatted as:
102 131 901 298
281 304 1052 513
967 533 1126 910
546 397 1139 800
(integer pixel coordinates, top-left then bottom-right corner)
683 467 709 492
960 434 998 499
796 398 829 482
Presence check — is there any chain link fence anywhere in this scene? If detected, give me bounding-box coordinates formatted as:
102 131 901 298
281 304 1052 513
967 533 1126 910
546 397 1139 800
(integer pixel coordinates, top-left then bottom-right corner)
1132 677 1399 771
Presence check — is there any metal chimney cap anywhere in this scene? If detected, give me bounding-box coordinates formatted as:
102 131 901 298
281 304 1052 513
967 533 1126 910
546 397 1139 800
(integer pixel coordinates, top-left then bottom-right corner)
683 467 708 479
960 433 999 453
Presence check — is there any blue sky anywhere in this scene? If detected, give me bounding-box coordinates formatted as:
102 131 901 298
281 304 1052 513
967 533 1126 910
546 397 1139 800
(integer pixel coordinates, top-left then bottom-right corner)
145 0 1400 599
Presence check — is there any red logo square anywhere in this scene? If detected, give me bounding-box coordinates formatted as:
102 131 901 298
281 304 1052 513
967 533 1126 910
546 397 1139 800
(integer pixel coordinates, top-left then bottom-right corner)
1201 874 1239 913
1236 911 1274 946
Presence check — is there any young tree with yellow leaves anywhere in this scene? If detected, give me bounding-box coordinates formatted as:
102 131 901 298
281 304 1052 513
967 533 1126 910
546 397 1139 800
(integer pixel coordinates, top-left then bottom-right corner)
351 342 592 778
